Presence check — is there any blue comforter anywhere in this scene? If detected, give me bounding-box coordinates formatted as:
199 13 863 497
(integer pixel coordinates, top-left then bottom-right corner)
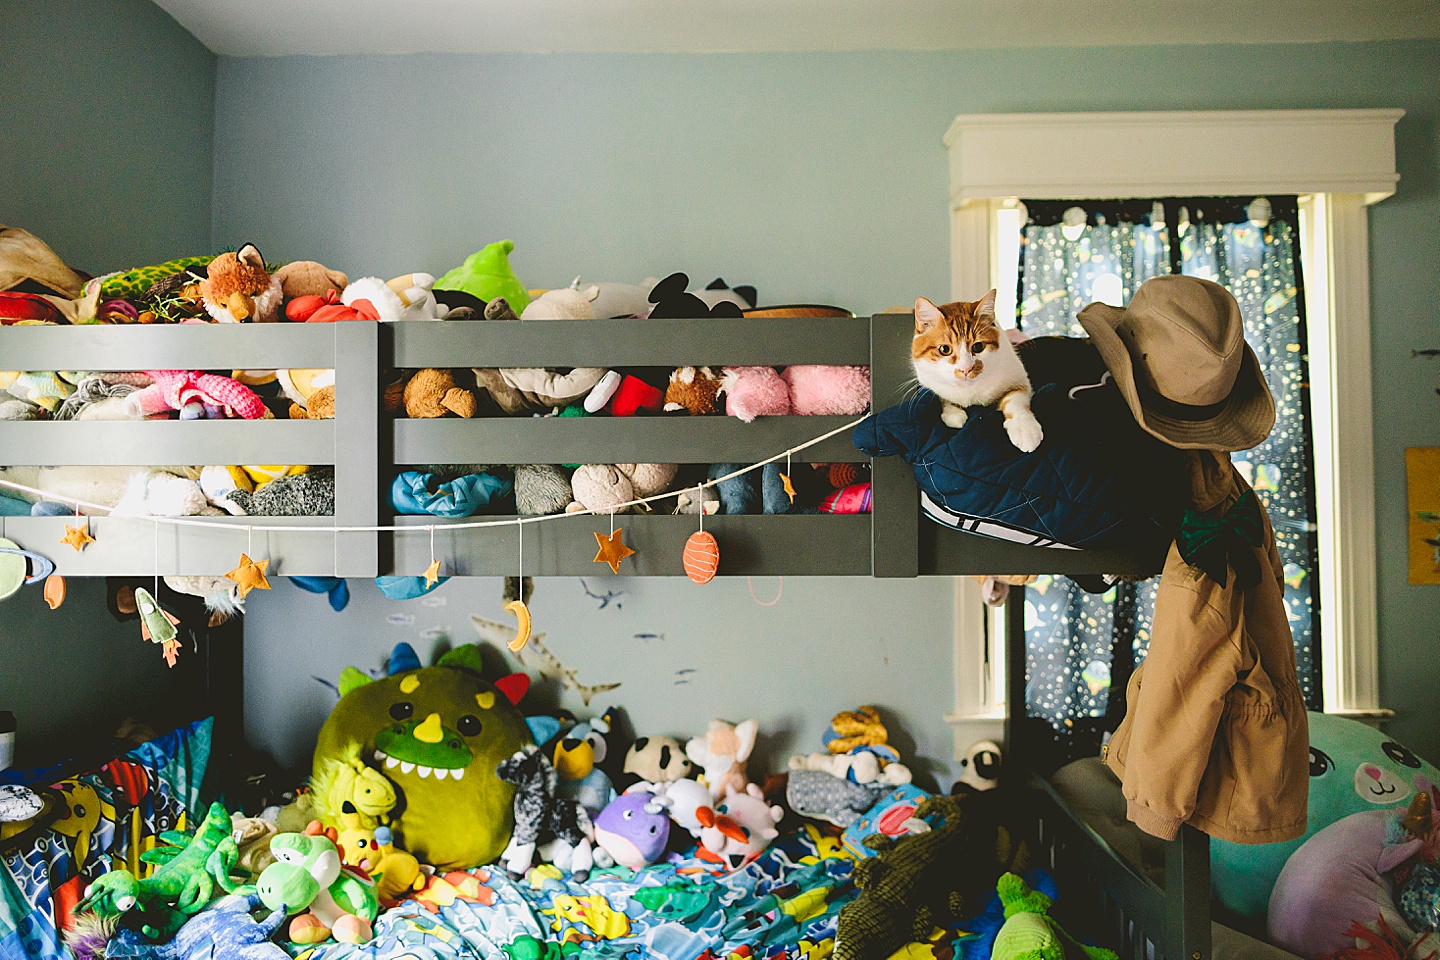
853 372 1184 554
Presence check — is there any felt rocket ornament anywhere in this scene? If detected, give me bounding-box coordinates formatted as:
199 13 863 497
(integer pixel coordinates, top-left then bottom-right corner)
133 587 181 667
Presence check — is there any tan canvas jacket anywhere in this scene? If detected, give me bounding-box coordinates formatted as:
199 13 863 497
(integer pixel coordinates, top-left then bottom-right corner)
1105 451 1309 844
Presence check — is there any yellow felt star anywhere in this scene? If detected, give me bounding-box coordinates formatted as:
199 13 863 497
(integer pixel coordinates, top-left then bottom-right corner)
423 558 443 588
779 472 797 504
60 524 95 552
592 528 636 574
225 553 271 598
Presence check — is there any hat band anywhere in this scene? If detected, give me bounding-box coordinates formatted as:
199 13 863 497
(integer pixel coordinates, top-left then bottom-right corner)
1135 380 1230 422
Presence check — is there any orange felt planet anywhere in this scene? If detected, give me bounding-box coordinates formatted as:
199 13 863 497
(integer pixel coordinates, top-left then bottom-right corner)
683 531 719 584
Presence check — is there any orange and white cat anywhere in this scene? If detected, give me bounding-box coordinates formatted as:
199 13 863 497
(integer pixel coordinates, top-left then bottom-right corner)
911 290 1043 453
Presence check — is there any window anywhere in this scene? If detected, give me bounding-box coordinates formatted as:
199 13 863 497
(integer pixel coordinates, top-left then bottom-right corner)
941 110 1401 760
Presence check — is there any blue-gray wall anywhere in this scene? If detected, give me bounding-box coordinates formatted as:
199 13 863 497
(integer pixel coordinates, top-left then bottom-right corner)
1 0 216 271
0 0 216 766
216 42 1440 766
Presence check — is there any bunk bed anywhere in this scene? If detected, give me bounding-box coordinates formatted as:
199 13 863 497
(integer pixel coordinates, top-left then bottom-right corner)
0 315 1209 960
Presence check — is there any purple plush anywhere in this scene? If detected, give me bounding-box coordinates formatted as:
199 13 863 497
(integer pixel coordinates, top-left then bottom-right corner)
1267 809 1423 960
593 790 671 870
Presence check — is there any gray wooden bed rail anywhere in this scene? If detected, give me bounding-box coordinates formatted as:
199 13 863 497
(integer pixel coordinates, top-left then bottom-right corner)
0 316 1208 958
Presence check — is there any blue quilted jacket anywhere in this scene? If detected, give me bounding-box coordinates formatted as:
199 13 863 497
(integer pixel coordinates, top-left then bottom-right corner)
853 376 1185 553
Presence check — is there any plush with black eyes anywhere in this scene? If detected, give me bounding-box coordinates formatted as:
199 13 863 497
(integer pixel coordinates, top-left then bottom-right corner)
623 735 694 786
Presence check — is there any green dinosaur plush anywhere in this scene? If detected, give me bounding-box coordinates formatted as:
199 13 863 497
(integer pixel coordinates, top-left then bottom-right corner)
992 873 1116 960
312 642 534 870
834 794 1029 960
100 256 216 300
434 240 531 314
77 801 234 939
254 827 379 944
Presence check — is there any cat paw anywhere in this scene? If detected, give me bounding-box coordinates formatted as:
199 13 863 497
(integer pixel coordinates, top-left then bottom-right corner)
940 405 968 430
1005 413 1044 452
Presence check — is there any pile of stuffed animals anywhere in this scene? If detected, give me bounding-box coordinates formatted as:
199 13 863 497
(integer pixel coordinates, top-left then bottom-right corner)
1 226 873 521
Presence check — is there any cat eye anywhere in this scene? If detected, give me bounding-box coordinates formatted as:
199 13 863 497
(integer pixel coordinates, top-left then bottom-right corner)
972 343 988 354
936 344 952 356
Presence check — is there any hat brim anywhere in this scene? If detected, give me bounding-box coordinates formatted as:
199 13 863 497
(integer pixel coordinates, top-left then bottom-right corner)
1078 301 1276 452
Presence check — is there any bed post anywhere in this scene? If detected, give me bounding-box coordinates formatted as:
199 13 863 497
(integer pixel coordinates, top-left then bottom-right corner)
1166 824 1212 960
333 321 380 577
869 314 919 577
1004 584 1028 786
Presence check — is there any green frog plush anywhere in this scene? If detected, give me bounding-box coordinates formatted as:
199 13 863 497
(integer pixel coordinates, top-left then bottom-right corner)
312 642 534 869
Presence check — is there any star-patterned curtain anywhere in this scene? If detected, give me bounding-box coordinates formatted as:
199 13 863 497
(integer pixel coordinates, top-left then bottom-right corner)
1015 198 1321 767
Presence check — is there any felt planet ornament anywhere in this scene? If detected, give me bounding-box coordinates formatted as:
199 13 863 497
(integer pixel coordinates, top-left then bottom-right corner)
683 531 720 584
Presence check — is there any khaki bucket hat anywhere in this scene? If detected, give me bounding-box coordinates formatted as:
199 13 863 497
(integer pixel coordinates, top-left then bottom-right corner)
1077 275 1275 452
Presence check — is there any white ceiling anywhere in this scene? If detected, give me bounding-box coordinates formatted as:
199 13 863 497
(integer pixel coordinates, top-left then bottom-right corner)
155 0 1440 56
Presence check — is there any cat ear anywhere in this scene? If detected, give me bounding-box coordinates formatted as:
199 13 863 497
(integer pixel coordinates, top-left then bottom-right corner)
975 289 998 321
914 297 942 333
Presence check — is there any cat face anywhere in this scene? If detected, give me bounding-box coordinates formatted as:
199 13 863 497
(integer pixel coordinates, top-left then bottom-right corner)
912 291 1002 385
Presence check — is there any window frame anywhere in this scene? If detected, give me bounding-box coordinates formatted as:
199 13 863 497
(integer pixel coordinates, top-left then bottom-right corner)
942 110 1402 758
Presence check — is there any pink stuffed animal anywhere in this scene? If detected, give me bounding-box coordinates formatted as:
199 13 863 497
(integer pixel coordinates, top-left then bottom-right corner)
721 367 790 422
696 783 783 872
721 365 871 422
126 370 267 420
686 719 758 799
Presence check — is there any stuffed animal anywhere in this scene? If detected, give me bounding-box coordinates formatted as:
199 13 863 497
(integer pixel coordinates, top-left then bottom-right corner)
335 824 423 902
647 273 744 320
1211 711 1440 920
102 893 287 960
286 290 367 322
786 769 889 828
687 719 759 799
435 240 531 314
99 253 213 302
991 872 1116 960
788 752 911 787
342 274 447 322
624 735 694 785
722 367 791 422
696 782 783 872
200 244 282 323
554 709 618 816
834 794 1028 960
593 788 672 870
781 365 871 416
112 471 225 518
255 822 379 944
521 283 598 320
227 469 334 517
567 462 679 514
226 816 278 881
287 384 334 419
515 464 574 516
125 370 268 420
275 261 349 301
312 642 533 870
655 777 713 838
310 744 397 830
472 366 610 417
664 366 725 415
1267 802 1428 960
955 740 1004 795
495 744 596 879
403 368 479 418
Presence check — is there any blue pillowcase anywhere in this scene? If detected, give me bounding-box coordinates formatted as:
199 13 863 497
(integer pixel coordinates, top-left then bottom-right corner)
390 471 512 518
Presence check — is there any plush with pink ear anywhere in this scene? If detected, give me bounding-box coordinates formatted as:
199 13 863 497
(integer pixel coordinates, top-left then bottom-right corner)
696 782 783 873
721 367 791 422
781 365 871 416
1267 809 1425 960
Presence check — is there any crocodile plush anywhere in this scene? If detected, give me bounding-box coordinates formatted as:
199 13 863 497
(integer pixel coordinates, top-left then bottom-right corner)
834 794 1028 960
77 801 234 939
992 873 1116 960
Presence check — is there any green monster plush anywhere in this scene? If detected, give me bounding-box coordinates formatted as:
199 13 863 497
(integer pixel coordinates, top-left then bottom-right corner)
312 642 534 870
991 873 1116 960
1211 711 1440 921
434 240 531 314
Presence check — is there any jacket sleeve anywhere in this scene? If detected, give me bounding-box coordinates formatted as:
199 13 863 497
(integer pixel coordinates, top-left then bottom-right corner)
1119 573 1244 840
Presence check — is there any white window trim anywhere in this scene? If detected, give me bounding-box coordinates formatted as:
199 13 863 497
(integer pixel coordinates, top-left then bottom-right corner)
942 109 1403 759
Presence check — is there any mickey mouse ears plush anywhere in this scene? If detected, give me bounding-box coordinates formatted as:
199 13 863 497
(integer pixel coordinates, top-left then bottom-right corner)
648 273 744 320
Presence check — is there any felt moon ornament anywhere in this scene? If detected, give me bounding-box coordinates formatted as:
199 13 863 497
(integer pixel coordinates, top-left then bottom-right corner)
44 575 65 610
683 531 720 584
505 599 532 652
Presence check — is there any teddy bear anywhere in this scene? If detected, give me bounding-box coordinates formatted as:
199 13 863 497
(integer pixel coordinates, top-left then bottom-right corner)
274 261 350 301
403 369 479 419
566 463 679 514
664 366 725 415
288 385 335 420
199 243 282 323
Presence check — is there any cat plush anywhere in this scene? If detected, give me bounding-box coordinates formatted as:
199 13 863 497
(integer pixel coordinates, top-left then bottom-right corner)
911 290 1042 452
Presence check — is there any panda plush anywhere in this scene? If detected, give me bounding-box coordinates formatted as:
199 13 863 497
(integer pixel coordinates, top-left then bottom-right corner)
623 735 694 788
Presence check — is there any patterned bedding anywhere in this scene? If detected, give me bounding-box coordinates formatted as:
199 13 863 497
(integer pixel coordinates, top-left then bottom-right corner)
296 826 856 960
0 718 213 960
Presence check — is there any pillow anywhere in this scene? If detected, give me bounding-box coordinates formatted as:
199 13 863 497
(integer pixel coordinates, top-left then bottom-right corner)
312 645 532 870
1212 712 1440 921
853 337 1184 554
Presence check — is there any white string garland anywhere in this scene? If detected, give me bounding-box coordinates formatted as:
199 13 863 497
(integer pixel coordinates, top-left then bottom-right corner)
0 415 866 536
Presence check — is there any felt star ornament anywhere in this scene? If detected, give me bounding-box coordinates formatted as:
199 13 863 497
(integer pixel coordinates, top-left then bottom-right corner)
423 558 443 588
60 524 95 552
225 553 271 598
593 528 636 574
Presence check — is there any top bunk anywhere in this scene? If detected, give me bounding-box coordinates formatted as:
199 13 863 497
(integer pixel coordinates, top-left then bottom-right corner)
0 315 1167 580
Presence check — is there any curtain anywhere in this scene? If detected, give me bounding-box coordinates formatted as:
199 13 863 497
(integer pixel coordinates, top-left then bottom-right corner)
1015 198 1321 767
